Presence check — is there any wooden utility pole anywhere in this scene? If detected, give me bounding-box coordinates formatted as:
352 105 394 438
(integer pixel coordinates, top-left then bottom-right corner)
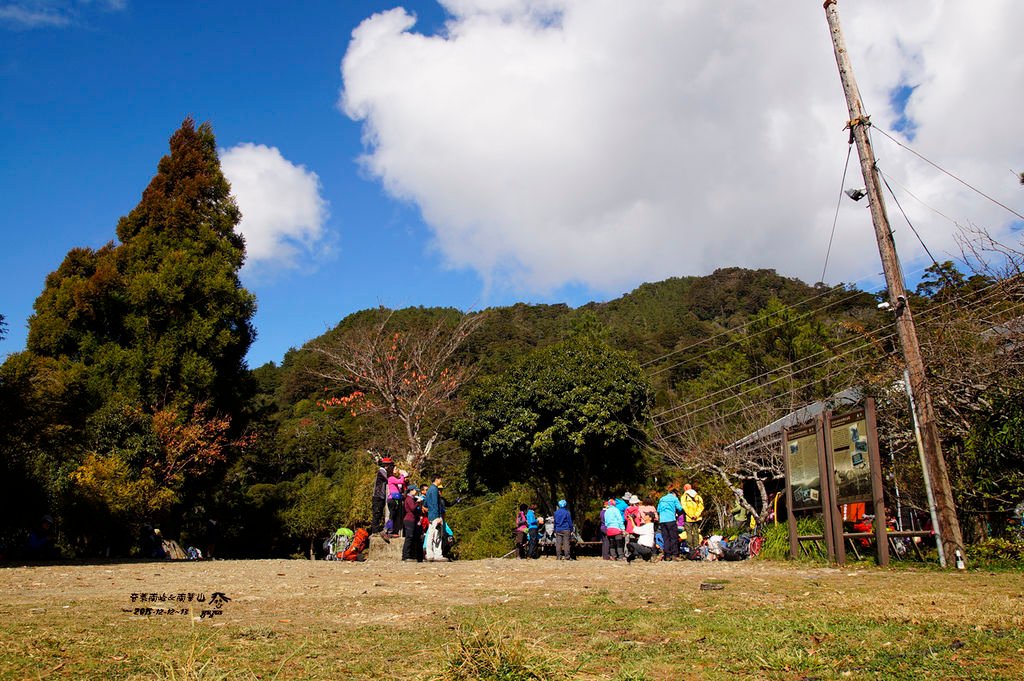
823 0 965 568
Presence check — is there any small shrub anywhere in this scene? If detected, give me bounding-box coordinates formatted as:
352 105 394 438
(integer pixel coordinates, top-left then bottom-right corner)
435 621 569 681
970 537 1024 566
757 517 826 561
446 484 533 560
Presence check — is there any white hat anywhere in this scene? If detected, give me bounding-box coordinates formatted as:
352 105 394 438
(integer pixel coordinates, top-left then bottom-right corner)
629 495 640 504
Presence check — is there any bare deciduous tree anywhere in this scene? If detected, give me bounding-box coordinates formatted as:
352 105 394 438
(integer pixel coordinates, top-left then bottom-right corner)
310 309 484 469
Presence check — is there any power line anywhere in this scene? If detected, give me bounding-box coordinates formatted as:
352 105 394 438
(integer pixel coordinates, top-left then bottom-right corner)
647 287 871 378
651 266 1003 419
654 331 893 430
652 277 1016 434
878 167 951 284
821 144 854 283
644 262 934 378
873 125 1024 222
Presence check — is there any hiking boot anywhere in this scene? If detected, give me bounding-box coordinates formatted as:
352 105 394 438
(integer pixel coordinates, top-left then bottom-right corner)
377 532 391 544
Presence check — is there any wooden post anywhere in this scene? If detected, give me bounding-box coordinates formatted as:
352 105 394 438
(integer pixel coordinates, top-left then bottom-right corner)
823 0 965 567
865 399 889 566
814 415 837 563
822 410 846 565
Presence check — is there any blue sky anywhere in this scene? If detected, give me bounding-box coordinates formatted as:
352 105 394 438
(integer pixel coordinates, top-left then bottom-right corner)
2 1 1021 367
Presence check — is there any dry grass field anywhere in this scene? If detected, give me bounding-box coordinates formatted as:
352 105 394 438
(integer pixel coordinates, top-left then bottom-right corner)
1 552 1022 680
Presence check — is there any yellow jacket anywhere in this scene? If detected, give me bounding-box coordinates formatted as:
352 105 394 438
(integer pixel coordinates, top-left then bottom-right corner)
682 490 704 522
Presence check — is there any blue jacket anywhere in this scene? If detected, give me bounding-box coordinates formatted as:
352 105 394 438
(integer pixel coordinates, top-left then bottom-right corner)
526 509 538 529
425 484 443 521
657 493 683 524
604 505 625 532
553 507 573 533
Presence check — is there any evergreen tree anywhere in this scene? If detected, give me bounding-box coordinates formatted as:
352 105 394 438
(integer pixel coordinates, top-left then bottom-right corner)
7 118 257 553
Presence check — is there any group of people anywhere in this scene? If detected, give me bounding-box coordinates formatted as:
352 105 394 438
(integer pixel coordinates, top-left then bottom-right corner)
513 484 710 563
371 456 451 562
593 485 705 562
514 500 575 560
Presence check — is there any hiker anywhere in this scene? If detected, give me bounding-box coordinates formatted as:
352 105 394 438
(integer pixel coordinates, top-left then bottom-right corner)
599 500 610 560
424 476 447 562
604 499 626 561
514 504 529 559
386 467 408 537
402 485 423 561
657 487 683 561
372 456 395 535
526 504 540 559
342 525 370 561
624 495 643 534
26 515 57 560
553 500 573 560
682 484 705 552
627 511 657 562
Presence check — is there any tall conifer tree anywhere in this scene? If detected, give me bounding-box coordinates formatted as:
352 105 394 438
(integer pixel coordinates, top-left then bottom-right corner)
11 118 257 548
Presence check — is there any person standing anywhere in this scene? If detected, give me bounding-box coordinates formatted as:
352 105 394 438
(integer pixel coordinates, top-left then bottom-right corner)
386 467 408 537
682 484 705 552
514 504 529 559
526 504 540 559
553 500 573 560
604 499 626 560
372 457 395 536
657 487 683 561
424 476 447 562
402 485 423 561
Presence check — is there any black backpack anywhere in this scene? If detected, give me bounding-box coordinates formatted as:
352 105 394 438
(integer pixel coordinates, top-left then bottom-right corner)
723 533 752 561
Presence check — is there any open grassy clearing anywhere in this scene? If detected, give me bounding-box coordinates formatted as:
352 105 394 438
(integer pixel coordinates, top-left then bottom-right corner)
1 556 1021 680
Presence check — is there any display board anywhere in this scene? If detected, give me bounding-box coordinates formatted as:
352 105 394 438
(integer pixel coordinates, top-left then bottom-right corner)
787 427 822 511
829 411 871 504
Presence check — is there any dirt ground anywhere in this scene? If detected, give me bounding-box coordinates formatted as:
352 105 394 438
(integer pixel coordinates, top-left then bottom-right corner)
2 551 1023 680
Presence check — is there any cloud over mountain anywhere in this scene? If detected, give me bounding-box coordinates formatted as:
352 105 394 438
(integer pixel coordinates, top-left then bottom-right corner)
341 1 1024 294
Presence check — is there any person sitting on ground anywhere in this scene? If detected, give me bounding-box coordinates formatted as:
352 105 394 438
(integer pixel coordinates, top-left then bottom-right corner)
553 500 573 561
604 499 626 560
627 511 657 562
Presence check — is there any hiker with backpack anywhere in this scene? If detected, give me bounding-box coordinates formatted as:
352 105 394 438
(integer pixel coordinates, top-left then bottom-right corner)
424 476 447 562
682 483 705 552
657 487 684 561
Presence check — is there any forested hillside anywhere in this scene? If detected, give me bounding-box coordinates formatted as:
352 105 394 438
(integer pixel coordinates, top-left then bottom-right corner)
2 121 1021 562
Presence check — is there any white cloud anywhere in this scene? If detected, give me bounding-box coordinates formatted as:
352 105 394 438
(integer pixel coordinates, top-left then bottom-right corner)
220 143 331 273
340 0 1024 294
0 1 124 30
